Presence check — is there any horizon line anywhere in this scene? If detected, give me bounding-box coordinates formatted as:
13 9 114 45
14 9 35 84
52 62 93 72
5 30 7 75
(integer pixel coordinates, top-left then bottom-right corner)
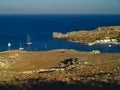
0 13 120 15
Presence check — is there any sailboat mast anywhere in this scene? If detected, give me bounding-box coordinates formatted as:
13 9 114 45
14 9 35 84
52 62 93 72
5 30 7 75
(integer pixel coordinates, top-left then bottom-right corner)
27 33 29 43
19 42 24 50
26 33 32 45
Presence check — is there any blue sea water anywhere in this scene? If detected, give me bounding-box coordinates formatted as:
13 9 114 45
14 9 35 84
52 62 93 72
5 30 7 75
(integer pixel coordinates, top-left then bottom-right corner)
0 14 120 53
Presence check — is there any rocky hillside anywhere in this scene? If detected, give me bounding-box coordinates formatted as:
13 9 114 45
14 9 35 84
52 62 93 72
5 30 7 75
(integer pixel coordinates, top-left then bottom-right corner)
0 50 120 89
53 26 120 45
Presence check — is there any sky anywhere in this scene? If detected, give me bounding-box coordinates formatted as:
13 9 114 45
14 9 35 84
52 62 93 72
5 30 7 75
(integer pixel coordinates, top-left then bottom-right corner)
0 0 120 14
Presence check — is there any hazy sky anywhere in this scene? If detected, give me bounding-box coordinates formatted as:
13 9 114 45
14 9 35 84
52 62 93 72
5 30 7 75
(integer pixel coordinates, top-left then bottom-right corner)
0 0 120 14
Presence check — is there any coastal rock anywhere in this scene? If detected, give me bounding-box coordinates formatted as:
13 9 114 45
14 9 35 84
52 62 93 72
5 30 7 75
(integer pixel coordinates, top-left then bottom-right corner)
91 50 101 54
52 32 67 39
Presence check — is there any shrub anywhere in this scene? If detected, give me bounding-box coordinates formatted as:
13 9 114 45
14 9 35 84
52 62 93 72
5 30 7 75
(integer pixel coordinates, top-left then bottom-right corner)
60 50 66 53
74 57 79 62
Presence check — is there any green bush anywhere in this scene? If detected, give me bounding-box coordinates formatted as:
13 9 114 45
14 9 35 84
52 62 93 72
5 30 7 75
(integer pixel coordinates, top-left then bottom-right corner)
74 57 79 62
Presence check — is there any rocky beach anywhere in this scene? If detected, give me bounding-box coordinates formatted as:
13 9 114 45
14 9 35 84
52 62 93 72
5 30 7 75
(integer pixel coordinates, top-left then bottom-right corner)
0 49 120 90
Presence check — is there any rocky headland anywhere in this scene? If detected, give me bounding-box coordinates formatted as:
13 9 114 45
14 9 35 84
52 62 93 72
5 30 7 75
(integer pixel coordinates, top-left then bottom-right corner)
53 26 120 45
0 50 120 90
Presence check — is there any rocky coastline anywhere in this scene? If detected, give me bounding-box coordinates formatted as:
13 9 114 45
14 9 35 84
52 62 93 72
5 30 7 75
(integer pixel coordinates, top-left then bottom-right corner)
53 26 120 45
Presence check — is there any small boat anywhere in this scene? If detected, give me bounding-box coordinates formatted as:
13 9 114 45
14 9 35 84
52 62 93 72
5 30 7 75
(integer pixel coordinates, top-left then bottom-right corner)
26 33 32 45
8 42 11 47
8 42 11 50
19 42 24 50
108 44 112 47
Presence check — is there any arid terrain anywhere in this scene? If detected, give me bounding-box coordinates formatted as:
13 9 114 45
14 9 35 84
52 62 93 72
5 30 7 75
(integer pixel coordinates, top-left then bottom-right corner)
0 49 120 90
53 26 120 45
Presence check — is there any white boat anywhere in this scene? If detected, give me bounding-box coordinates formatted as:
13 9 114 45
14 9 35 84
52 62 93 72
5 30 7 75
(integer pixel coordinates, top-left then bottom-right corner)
8 42 11 47
19 42 24 50
8 42 11 50
26 33 32 45
108 44 112 47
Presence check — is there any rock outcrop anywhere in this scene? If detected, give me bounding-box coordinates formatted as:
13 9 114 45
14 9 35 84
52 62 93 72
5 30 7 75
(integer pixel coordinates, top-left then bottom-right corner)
53 32 67 39
91 50 101 54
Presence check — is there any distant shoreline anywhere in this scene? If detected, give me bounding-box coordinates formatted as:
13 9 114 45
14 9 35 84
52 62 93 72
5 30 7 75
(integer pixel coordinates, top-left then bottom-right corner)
53 26 120 46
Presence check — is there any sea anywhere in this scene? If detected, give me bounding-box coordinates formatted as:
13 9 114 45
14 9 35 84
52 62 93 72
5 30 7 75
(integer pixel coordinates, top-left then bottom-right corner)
0 14 120 53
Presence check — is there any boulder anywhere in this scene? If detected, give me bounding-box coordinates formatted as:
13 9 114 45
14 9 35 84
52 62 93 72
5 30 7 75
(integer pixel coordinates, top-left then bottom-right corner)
91 50 101 54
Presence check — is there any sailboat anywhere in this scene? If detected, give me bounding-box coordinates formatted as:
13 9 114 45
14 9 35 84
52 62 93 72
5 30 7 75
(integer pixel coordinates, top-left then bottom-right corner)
8 42 11 50
19 42 24 50
26 33 32 45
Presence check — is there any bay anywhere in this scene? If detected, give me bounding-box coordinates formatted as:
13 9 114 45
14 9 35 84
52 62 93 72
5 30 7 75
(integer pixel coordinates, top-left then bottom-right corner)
0 14 120 52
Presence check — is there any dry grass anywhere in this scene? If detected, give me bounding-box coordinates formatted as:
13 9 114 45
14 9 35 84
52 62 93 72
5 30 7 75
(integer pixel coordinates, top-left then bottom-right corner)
0 50 120 88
